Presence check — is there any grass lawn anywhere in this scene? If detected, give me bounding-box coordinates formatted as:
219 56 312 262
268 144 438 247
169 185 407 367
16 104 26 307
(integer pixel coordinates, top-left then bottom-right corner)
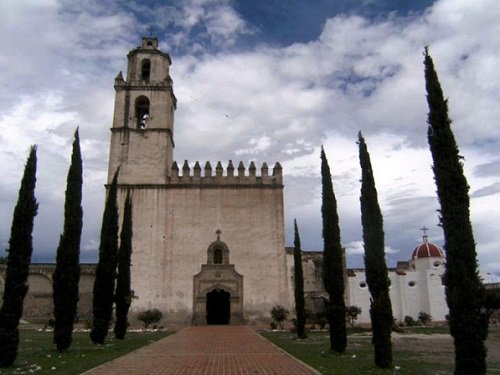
262 327 500 375
0 329 170 375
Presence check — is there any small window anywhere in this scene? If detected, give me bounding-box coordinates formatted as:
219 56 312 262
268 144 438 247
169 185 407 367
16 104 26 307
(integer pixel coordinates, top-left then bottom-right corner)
433 260 441 268
359 281 367 289
213 249 223 264
408 281 417 287
141 59 151 82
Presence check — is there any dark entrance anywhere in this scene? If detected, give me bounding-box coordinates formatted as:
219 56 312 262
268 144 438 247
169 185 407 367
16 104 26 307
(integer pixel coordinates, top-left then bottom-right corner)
206 289 230 325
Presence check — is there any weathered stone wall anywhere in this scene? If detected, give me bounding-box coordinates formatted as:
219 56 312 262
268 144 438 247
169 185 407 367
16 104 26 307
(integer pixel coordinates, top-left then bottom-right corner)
0 264 95 323
122 167 288 325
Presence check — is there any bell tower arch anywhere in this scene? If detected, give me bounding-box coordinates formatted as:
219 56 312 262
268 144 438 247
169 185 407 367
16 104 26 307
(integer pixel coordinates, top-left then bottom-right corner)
107 36 177 184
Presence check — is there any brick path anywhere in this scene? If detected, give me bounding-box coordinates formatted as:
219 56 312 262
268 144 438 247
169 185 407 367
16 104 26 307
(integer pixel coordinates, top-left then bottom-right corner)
82 325 320 375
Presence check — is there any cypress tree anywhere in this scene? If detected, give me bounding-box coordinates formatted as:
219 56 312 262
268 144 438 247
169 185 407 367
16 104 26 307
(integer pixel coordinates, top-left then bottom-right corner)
53 129 83 352
424 48 488 375
358 132 393 369
320 147 347 353
0 146 38 367
114 191 133 340
90 169 119 344
293 219 306 339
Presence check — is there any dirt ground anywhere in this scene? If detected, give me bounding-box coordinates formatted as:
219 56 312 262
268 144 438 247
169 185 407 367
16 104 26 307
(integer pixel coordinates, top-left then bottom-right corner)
391 326 500 366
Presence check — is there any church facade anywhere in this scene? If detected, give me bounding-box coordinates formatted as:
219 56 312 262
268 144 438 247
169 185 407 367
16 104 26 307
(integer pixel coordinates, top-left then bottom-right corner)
108 37 289 325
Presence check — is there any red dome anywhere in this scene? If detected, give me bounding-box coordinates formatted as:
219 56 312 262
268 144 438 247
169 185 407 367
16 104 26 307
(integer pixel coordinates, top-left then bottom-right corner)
411 237 444 259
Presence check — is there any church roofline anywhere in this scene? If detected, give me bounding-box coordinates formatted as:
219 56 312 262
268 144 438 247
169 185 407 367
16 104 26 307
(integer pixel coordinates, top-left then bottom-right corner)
112 182 284 190
168 160 283 185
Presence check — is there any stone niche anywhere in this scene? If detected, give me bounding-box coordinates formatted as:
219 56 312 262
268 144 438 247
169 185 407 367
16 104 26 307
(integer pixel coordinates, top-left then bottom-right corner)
192 239 244 325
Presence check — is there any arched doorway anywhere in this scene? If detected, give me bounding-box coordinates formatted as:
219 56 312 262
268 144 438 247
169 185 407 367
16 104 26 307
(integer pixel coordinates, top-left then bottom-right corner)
192 238 244 325
206 289 230 325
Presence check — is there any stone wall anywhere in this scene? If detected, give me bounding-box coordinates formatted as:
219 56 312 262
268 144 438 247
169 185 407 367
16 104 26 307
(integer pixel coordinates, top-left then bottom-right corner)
0 264 95 323
122 176 288 325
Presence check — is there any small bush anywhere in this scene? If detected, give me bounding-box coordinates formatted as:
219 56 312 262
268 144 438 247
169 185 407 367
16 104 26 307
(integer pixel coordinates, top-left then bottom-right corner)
83 319 93 330
418 311 432 326
316 317 327 329
270 321 278 330
345 306 362 328
270 305 289 330
404 315 416 326
137 309 163 328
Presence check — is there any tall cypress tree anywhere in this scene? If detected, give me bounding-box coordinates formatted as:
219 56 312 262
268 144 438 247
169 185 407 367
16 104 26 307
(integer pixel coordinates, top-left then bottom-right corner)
358 132 393 369
293 219 306 339
320 147 347 353
53 129 83 352
0 146 38 367
90 169 119 344
114 191 133 340
424 48 488 375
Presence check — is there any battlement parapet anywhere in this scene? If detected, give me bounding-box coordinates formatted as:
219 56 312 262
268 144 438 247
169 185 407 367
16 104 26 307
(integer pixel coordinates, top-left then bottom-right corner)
168 160 283 186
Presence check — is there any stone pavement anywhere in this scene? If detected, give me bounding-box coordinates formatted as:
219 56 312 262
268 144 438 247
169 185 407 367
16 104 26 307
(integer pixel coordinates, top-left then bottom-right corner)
82 325 320 375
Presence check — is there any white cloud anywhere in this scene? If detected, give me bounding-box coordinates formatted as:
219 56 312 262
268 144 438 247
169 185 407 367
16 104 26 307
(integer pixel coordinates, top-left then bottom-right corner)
0 0 499 275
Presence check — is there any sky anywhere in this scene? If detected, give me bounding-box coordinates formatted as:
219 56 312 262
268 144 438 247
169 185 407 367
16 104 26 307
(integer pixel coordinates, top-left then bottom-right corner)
0 0 499 281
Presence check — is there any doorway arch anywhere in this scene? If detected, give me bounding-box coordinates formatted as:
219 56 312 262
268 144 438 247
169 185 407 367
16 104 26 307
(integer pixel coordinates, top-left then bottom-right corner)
192 240 244 325
206 289 230 324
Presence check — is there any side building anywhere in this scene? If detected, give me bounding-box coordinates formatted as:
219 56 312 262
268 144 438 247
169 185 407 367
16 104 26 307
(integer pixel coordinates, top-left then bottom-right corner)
285 234 448 324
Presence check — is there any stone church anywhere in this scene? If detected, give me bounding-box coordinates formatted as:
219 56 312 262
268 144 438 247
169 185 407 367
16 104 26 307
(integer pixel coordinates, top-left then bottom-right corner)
108 37 289 325
0 37 452 327
108 37 450 326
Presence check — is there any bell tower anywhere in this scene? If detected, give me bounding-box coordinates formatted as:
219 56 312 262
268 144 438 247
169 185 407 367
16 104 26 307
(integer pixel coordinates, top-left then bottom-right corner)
107 36 176 184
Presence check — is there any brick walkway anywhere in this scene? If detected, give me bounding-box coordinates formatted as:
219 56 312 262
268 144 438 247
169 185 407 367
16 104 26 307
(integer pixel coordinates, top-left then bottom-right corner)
82 325 320 375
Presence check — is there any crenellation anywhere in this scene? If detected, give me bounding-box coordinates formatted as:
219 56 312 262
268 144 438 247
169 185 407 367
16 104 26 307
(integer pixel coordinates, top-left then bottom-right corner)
171 161 179 177
273 162 283 179
249 161 256 177
238 161 245 177
193 161 201 178
216 161 223 177
168 160 283 185
204 161 212 177
261 162 268 177
182 160 190 177
227 160 235 177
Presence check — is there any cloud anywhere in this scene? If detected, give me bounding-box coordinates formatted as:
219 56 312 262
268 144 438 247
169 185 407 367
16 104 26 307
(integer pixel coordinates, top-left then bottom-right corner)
474 159 500 178
0 0 499 276
471 182 500 198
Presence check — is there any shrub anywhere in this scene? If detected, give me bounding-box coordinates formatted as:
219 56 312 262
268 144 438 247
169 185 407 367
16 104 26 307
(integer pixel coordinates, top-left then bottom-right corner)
83 319 93 330
316 317 327 329
270 305 289 330
345 306 362 328
404 315 416 326
418 311 432 326
137 309 163 328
